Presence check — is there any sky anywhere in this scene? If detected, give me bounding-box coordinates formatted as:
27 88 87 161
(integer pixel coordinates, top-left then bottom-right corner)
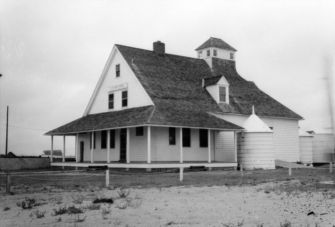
0 0 334 156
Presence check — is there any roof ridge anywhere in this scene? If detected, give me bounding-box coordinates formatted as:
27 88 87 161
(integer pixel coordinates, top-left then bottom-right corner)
116 44 204 61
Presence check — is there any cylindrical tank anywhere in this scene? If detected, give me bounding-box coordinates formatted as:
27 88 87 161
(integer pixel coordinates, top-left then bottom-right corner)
238 132 275 170
238 111 275 170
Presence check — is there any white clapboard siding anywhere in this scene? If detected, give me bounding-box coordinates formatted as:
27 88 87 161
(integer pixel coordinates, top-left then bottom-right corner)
238 132 275 169
299 136 313 164
218 115 300 163
214 131 235 162
312 134 335 163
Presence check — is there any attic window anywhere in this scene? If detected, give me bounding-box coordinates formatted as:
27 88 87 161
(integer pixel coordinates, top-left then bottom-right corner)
213 49 217 57
219 86 227 103
207 50 210 57
230 53 234 60
116 64 120 77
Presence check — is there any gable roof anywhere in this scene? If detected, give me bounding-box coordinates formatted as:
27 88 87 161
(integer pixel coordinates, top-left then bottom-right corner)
211 58 303 119
47 41 302 135
195 37 237 51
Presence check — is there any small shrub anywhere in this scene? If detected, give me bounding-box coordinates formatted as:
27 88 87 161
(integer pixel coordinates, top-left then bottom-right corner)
3 207 10 211
16 198 37 209
71 194 85 204
31 210 46 219
67 206 83 215
115 200 128 209
117 188 130 198
53 207 68 216
93 198 114 204
74 214 86 223
86 203 100 210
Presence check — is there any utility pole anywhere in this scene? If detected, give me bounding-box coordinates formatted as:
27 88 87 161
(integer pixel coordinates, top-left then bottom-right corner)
5 106 8 156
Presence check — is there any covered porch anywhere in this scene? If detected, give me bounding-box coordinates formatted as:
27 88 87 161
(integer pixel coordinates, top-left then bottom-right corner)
48 125 240 168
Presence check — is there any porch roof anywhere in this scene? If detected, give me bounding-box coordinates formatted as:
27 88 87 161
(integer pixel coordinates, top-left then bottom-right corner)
46 105 242 135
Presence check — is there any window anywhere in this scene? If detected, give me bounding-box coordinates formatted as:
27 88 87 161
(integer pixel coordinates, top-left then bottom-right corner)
213 49 217 57
136 127 144 136
116 64 120 77
219 86 227 103
198 51 202 58
122 90 128 107
90 132 96 149
182 128 191 147
230 52 234 60
199 129 208 147
108 93 114 109
207 50 210 57
169 127 176 145
110 130 115 148
101 130 107 149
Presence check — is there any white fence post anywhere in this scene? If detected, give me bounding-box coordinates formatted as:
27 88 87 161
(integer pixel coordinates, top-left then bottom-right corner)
179 168 183 182
105 169 110 187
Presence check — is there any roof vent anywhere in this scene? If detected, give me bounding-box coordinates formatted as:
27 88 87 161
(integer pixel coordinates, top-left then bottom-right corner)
153 41 165 55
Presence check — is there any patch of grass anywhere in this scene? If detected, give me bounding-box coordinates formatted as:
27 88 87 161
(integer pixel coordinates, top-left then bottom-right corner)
67 206 83 214
85 203 100 210
115 199 128 209
73 214 86 223
16 198 40 209
71 194 85 204
30 210 46 219
53 207 68 216
117 188 130 198
53 206 83 216
3 207 10 211
93 198 114 204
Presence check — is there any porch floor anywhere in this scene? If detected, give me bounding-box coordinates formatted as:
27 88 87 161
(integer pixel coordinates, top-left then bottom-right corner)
51 161 237 169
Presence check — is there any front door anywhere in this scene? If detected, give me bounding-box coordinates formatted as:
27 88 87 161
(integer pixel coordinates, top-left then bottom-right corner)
80 141 84 162
120 129 127 162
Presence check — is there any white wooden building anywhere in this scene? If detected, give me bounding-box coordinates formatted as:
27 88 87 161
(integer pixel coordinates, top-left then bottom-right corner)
46 37 302 169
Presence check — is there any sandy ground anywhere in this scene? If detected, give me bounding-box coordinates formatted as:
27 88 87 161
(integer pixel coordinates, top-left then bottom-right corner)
1 180 335 227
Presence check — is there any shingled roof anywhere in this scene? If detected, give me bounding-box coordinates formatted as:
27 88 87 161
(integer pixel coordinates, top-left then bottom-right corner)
195 37 237 51
47 41 301 135
211 58 303 119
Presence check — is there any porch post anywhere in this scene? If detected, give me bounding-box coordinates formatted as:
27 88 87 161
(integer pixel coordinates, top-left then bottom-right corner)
234 131 238 162
50 135 54 163
147 126 151 163
107 130 110 163
179 128 183 163
126 128 130 163
208 129 211 163
90 132 94 163
75 134 79 163
62 135 66 163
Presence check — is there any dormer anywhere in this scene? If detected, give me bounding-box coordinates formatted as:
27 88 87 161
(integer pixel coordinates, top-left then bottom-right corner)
196 37 237 68
203 75 230 104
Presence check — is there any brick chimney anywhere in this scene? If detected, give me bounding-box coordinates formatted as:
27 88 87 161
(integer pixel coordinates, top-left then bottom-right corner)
153 41 165 55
